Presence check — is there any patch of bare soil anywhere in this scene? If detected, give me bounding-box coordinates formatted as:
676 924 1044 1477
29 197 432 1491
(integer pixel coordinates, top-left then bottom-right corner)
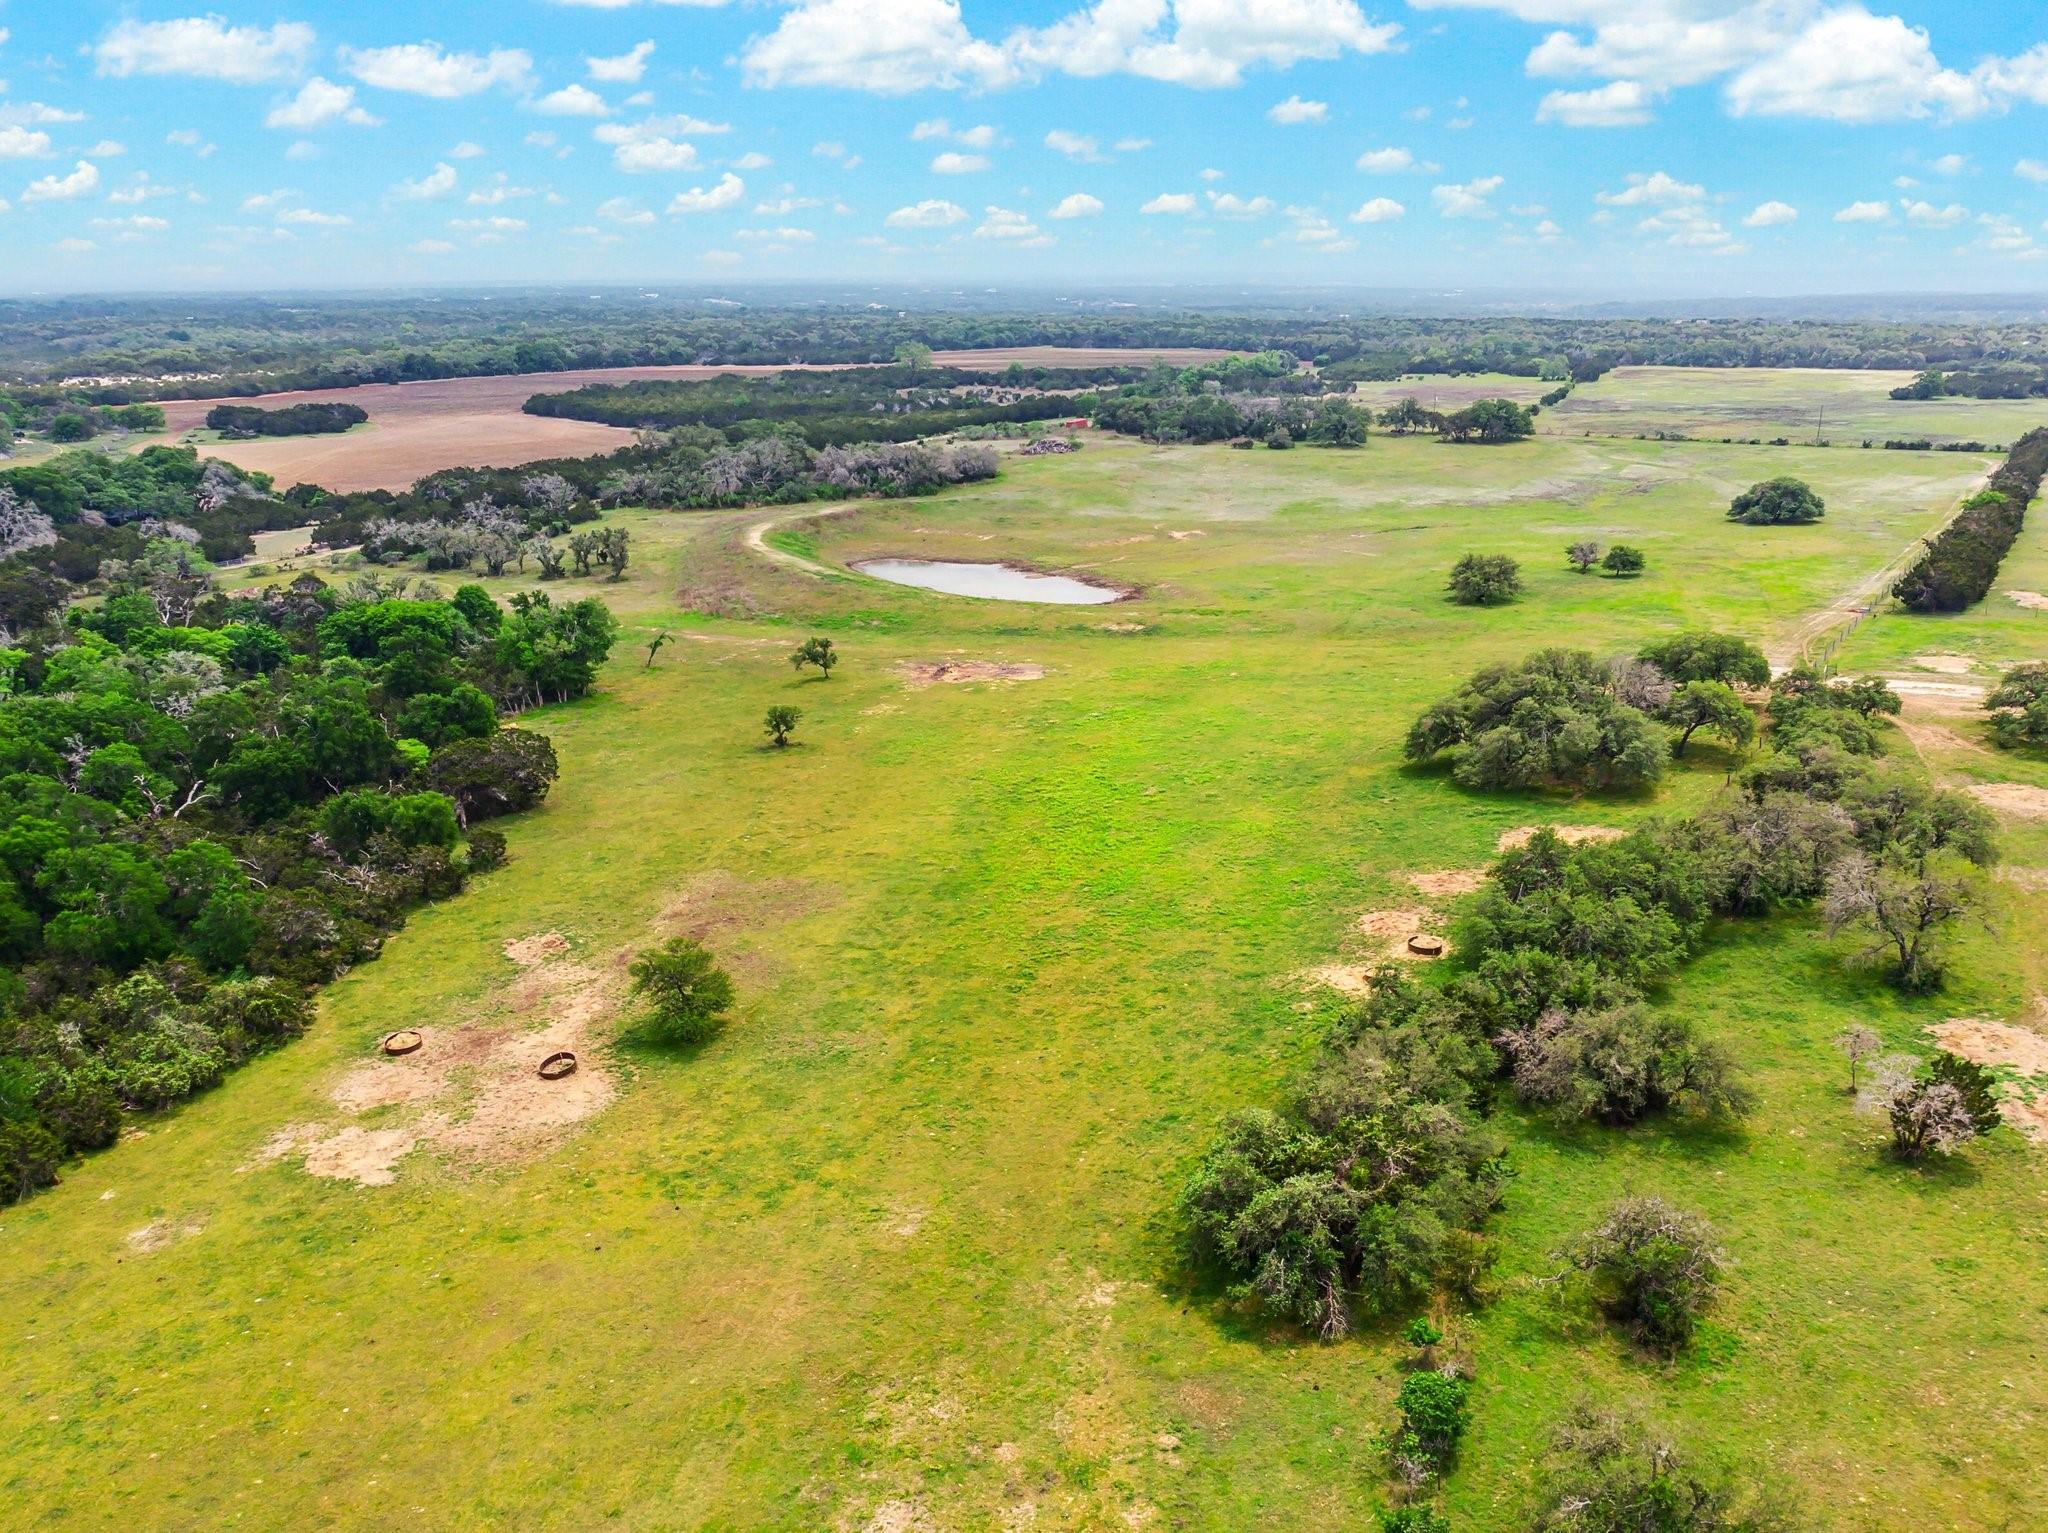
1409 868 1488 897
1095 621 1148 633
1997 866 2048 891
1167 529 1207 540
659 868 826 944
504 931 571 968
301 1125 430 1187
897 660 1047 688
1497 824 1626 852
1892 715 1987 758
1930 1016 2048 1076
2002 1096 2048 1144
2008 590 2048 611
267 934 625 1185
1909 653 1978 675
1968 783 2048 820
124 1218 203 1254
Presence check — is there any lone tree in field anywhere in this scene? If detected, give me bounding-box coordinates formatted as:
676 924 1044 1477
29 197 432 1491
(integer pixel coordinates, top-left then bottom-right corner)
1446 553 1524 606
627 936 735 1047
1834 1025 1881 1093
1663 680 1756 757
643 631 672 669
1728 476 1825 525
763 704 802 748
1562 1197 1725 1353
1567 539 1603 573
791 636 838 678
1602 544 1646 576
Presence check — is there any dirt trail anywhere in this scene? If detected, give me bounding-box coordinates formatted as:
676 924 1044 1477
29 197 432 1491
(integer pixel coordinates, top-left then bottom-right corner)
742 503 860 579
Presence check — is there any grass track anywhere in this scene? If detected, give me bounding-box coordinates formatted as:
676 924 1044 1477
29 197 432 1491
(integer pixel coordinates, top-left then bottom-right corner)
7 428 2047 1531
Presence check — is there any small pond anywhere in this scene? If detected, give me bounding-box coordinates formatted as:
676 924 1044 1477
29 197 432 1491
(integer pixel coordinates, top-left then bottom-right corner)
853 558 1124 605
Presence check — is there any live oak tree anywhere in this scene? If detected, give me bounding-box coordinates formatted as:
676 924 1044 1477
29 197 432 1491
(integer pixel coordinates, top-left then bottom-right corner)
791 636 838 678
1664 680 1756 757
626 936 735 1047
1446 552 1523 606
763 704 801 748
1727 476 1825 525
1601 544 1645 576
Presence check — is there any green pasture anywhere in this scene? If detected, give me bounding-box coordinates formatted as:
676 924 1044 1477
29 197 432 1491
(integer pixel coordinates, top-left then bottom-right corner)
1550 365 2048 447
6 429 2046 1531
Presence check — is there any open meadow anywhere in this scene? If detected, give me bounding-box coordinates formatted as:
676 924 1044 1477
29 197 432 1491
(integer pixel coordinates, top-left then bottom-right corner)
1548 366 2048 447
7 425 2048 1532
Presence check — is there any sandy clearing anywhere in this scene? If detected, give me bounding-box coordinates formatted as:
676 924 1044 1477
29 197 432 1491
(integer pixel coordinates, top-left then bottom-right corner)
1908 653 1978 675
1409 868 1488 897
2009 591 2048 611
1891 715 1987 758
1497 824 1626 852
897 660 1047 688
265 933 624 1186
1930 1016 2048 1076
1968 783 2048 820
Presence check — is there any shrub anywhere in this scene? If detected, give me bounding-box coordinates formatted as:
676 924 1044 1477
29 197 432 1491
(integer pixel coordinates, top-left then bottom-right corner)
1393 1370 1471 1472
1530 1404 1792 1533
1602 545 1645 575
627 936 736 1047
1406 650 1666 793
1823 851 1974 991
464 827 509 872
1446 553 1523 606
1499 1003 1750 1125
764 704 802 747
1563 1197 1724 1352
388 792 461 849
1864 1052 2001 1159
1567 539 1602 573
1727 477 1824 525
0 1118 63 1202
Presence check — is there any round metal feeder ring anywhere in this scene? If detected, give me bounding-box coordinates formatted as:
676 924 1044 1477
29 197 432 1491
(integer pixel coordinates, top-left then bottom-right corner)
382 1029 424 1057
1407 933 1447 958
537 1051 578 1081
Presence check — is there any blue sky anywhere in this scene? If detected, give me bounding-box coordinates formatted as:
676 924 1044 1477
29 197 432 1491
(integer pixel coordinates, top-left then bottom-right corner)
8 1 2048 295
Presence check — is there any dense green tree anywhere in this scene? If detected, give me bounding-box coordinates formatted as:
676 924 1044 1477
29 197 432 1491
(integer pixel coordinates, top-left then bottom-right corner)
627 936 736 1047
1727 477 1824 525
1664 680 1756 757
1638 632 1771 689
1439 398 1534 443
1445 553 1523 606
790 636 838 678
1601 544 1645 576
763 704 802 747
1564 1197 1725 1352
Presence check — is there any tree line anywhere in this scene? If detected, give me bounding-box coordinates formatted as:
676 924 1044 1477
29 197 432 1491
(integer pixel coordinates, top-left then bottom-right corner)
0 556 617 1203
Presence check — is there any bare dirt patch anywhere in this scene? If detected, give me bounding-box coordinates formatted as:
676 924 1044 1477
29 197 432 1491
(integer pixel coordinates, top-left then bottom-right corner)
1998 866 2048 891
1930 1016 2048 1077
2009 591 2048 611
1095 621 1148 634
2002 1096 2048 1144
1909 653 1978 675
1497 824 1626 852
1167 529 1207 540
1968 783 2048 820
268 934 625 1185
897 660 1047 688
1892 715 1987 758
124 1218 203 1254
504 931 571 968
1409 868 1488 897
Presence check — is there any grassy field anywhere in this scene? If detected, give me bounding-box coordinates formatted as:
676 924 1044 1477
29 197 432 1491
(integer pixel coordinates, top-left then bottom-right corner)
1549 366 2048 448
6 429 2047 1531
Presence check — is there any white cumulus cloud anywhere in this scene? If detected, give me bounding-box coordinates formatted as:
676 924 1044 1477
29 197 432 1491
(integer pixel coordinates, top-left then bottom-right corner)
1267 94 1327 124
1140 192 1198 215
22 160 99 203
885 198 968 227
1350 196 1405 223
1432 175 1502 218
1834 199 1892 223
342 44 535 99
667 173 746 213
1049 192 1103 219
588 42 656 83
95 18 313 83
266 78 380 130
1740 200 1797 228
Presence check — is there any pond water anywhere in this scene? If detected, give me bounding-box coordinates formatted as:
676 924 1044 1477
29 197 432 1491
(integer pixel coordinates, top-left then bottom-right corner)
853 558 1123 605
